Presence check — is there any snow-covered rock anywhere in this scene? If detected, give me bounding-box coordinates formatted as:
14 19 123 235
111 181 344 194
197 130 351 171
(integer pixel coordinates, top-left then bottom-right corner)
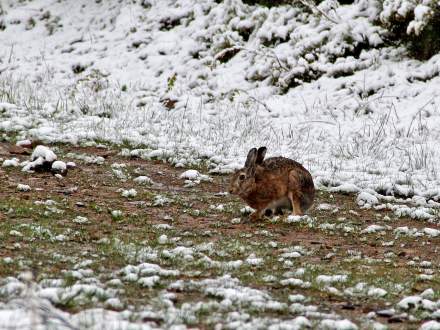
22 145 57 172
31 145 57 163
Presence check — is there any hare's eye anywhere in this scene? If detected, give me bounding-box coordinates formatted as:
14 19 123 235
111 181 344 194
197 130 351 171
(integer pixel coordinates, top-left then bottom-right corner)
239 174 246 181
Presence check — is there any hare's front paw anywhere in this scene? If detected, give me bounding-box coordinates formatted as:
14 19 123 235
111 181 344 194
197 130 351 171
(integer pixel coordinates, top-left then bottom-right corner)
249 210 262 222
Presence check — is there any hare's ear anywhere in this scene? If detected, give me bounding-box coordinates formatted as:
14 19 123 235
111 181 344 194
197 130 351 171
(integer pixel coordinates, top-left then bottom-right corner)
256 147 267 164
245 148 257 175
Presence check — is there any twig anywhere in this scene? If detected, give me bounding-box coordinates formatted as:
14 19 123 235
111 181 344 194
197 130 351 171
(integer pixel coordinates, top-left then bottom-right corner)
297 120 337 126
296 0 339 24
233 88 272 112
214 45 289 72
406 97 434 137
8 44 14 64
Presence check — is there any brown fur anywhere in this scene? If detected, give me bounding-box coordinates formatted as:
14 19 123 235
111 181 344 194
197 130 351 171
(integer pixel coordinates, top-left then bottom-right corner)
229 148 315 221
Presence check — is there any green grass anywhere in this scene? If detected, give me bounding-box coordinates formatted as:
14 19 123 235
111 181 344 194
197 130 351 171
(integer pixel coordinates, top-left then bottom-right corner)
0 141 439 329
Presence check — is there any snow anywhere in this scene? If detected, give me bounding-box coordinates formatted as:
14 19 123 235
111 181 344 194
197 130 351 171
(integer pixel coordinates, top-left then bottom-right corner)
420 321 440 330
356 192 379 207
153 195 171 206
397 295 422 310
180 169 201 180
51 160 67 172
0 0 439 204
316 203 336 211
245 255 264 266
16 139 31 147
111 210 123 219
158 234 169 245
72 216 90 224
288 294 306 303
180 169 212 185
133 176 154 185
423 227 440 238
1 0 440 328
138 275 160 288
31 145 57 163
421 288 435 299
367 287 387 298
21 145 58 172
2 158 19 167
121 189 137 198
316 275 348 285
268 316 311 330
280 278 311 288
320 319 358 330
328 183 360 194
16 183 31 192
361 225 389 234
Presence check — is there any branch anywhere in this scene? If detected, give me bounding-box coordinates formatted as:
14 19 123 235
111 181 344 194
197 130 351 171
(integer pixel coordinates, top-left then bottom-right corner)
296 0 339 24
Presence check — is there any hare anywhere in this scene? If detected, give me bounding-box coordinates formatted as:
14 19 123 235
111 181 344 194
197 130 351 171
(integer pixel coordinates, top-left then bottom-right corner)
229 147 315 221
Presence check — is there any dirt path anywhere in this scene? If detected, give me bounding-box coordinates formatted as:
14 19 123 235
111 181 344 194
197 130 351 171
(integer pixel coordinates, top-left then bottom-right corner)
1 141 439 329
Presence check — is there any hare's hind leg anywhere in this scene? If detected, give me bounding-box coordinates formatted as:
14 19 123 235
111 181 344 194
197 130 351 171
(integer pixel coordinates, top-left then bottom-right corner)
287 171 303 216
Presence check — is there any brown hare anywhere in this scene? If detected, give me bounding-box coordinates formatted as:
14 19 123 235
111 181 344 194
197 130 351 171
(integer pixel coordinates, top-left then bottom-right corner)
229 147 315 221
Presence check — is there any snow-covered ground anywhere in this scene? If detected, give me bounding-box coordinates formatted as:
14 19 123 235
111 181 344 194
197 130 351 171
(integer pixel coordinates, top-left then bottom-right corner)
1 0 440 328
1 0 440 200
